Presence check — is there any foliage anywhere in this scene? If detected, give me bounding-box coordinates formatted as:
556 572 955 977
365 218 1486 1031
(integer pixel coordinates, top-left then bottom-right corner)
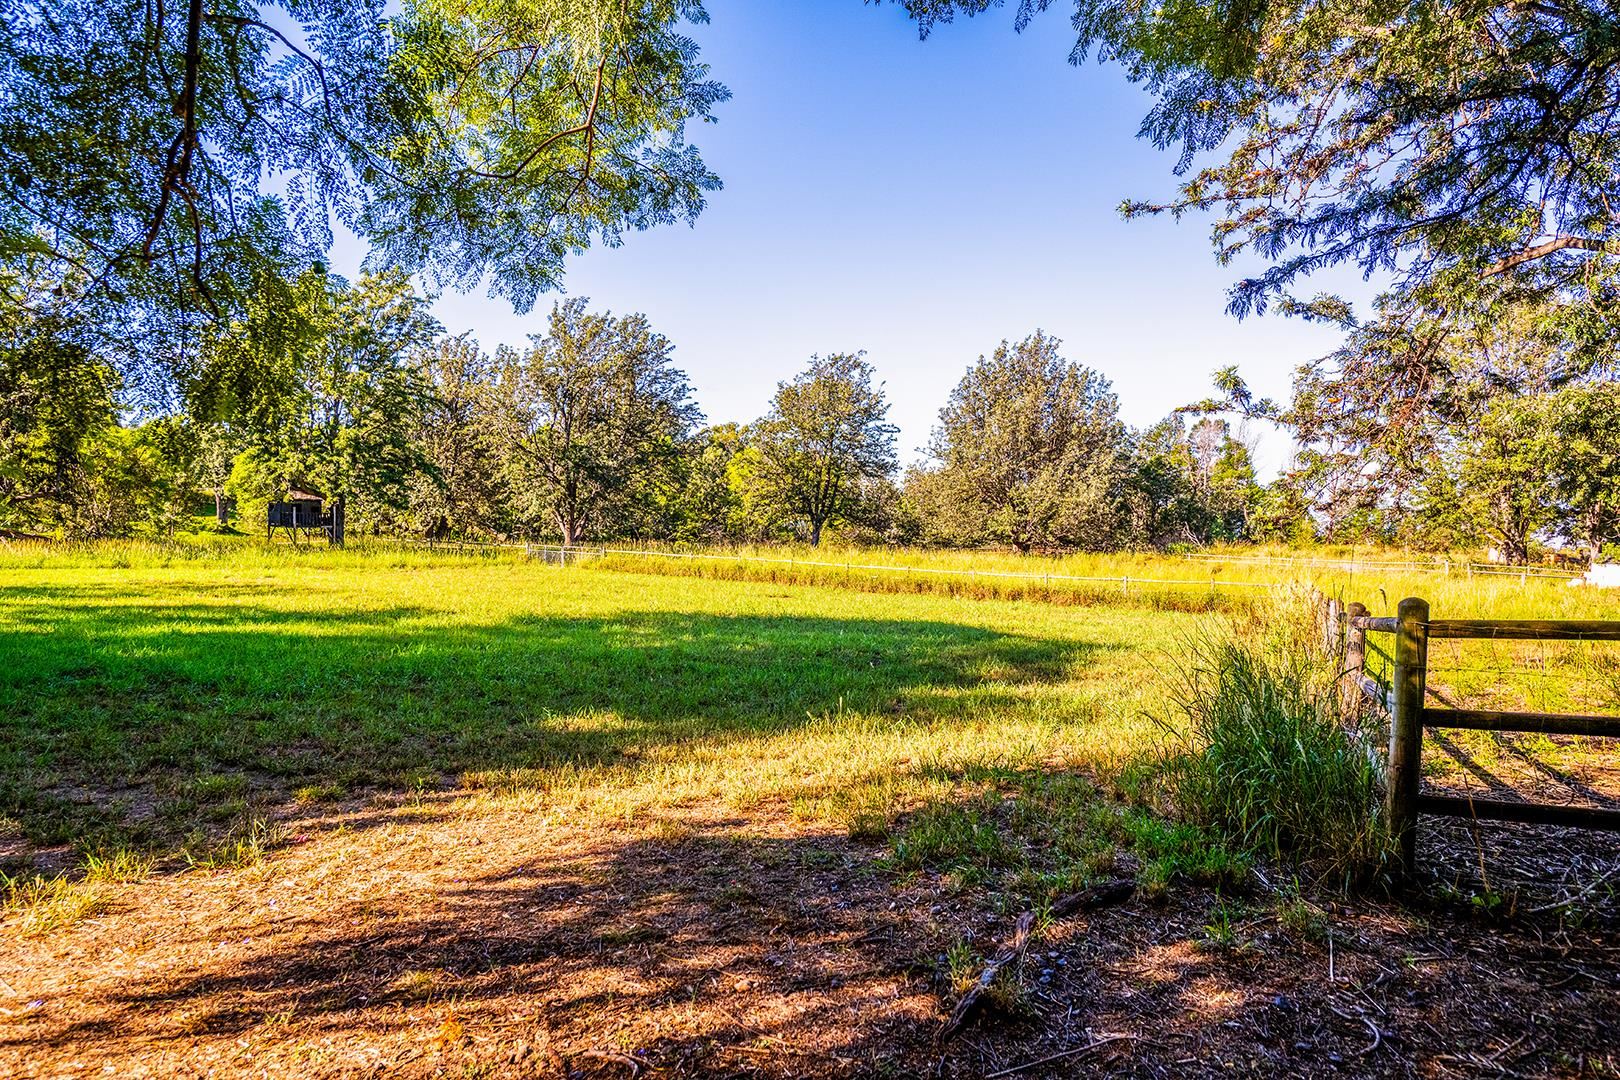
902 1 1620 327
1542 384 1620 561
0 0 726 389
500 298 701 544
909 331 1134 551
1131 415 1260 547
669 423 748 543
212 268 438 537
748 352 898 546
903 1 1620 553
1458 397 1560 565
407 335 513 540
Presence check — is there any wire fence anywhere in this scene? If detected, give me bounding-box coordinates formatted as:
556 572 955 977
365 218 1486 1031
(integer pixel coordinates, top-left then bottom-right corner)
1181 550 1582 579
535 543 1287 592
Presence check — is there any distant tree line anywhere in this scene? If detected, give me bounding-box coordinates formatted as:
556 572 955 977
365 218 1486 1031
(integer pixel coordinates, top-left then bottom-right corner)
14 263 1619 562
3 275 1288 550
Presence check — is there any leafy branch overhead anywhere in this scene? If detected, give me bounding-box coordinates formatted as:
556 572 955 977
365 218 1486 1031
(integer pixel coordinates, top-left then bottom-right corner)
902 0 1620 320
0 0 727 363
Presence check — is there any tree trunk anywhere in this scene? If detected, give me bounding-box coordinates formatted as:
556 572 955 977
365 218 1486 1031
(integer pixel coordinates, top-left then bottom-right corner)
809 518 824 547
214 487 228 525
331 494 346 547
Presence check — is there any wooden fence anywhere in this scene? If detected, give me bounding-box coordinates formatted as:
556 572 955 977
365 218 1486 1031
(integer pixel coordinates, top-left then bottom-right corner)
1328 596 1620 875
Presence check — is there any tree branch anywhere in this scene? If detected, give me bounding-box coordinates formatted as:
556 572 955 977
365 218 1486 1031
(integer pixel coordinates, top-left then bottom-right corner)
141 0 203 260
1482 235 1620 276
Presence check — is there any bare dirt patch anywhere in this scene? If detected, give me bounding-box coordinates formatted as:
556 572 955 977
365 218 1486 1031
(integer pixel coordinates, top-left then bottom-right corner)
2 795 1615 1079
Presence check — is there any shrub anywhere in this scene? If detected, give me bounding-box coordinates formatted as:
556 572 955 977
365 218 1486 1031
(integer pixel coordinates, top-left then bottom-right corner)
1159 600 1387 879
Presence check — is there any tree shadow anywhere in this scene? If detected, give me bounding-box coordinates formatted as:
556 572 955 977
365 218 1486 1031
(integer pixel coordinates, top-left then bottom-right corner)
9 815 1617 1079
0 583 1109 848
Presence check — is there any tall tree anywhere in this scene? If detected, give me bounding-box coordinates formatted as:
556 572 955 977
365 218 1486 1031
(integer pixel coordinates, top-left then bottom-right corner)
1458 398 1559 565
0 0 726 391
501 299 700 545
408 335 512 539
750 352 898 547
911 331 1131 551
1544 384 1620 562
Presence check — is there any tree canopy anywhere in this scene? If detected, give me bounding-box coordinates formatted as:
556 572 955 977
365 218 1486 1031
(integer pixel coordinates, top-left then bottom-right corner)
0 0 726 391
750 352 898 547
910 331 1132 551
501 298 700 546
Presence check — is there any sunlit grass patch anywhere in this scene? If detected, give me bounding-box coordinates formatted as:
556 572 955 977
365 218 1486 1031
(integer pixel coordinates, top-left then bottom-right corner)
1 848 150 938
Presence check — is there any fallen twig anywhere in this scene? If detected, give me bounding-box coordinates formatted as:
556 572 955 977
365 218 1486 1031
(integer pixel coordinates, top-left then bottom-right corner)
1049 878 1136 919
579 1049 643 1077
983 1034 1138 1078
938 910 1035 1046
1358 1016 1382 1057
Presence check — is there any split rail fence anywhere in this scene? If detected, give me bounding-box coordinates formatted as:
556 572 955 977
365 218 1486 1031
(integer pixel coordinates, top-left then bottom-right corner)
1324 596 1620 875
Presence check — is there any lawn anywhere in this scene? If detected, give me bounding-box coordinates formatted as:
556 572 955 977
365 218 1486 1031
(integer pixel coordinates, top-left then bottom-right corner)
0 546 1188 859
1 543 1616 1078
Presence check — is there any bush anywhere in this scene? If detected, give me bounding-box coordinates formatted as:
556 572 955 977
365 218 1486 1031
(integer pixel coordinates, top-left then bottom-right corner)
1159 601 1387 879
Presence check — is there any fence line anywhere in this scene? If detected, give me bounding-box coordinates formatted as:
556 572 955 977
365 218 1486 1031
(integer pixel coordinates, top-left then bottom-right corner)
1192 551 1581 579
1326 594 1620 877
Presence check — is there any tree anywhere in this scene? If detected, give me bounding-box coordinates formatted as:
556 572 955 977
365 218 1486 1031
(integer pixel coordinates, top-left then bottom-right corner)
1128 414 1259 547
670 423 747 543
211 268 439 542
1458 398 1559 565
1544 385 1620 562
749 353 898 547
501 299 700 545
912 331 1132 551
902 2 1620 514
0 0 727 392
194 422 248 527
901 2 1620 325
408 335 512 539
0 283 121 535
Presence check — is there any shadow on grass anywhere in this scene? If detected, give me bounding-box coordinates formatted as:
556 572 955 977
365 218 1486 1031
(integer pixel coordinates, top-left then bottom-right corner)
0 582 1105 848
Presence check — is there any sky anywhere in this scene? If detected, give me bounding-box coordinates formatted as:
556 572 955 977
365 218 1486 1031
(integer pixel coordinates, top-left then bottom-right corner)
330 1 1369 474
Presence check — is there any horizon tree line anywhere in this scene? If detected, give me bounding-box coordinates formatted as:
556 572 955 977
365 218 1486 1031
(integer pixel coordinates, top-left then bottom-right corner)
5 277 1619 563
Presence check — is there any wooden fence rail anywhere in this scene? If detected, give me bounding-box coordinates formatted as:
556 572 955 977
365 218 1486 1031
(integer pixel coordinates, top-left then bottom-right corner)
1332 596 1620 875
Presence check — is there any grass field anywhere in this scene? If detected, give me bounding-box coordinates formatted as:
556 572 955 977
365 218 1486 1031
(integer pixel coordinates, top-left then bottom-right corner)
0 544 1208 871
1 541 1617 1077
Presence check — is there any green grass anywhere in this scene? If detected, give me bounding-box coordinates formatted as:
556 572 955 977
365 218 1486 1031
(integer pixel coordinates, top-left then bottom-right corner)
0 543 1193 871
1159 599 1389 880
2 537 1615 919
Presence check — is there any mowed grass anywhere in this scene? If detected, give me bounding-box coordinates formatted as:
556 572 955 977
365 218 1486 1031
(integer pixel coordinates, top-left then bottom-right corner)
0 545 1201 892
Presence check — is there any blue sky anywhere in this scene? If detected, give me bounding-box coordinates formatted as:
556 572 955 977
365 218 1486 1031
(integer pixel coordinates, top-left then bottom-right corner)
333 1 1366 473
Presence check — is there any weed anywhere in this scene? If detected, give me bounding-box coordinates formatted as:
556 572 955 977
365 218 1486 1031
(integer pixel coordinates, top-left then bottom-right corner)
890 800 1018 878
1274 882 1329 943
185 816 287 871
1158 599 1387 879
292 782 348 804
2 873 110 936
81 848 153 884
1201 897 1241 951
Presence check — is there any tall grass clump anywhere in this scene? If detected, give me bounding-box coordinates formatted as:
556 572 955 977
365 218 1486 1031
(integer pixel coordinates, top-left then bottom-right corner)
1159 597 1387 880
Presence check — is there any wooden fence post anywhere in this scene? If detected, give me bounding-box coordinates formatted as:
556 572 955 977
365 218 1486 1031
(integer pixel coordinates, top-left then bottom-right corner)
1388 596 1430 877
1323 596 1342 655
1342 601 1367 717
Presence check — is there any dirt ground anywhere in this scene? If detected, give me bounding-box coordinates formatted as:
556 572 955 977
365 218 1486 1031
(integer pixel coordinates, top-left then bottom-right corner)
2 788 1616 1080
